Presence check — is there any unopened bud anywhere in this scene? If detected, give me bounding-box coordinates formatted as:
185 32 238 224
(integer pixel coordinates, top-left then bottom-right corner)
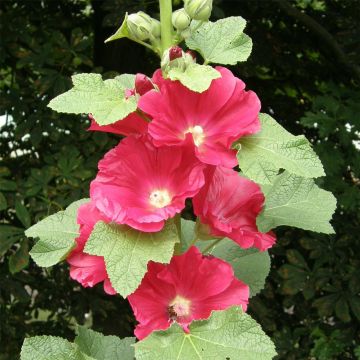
151 19 161 38
169 46 183 61
127 11 153 41
184 0 212 21
186 50 196 60
172 8 191 31
161 46 195 73
135 74 154 95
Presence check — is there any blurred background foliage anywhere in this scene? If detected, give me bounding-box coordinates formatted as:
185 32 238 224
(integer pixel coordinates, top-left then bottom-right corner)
0 0 359 359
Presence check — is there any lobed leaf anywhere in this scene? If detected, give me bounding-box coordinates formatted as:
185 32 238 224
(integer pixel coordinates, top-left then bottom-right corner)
75 327 135 360
21 336 89 360
48 73 137 125
237 113 325 184
167 63 221 93
186 17 252 65
26 199 89 267
257 172 336 234
135 306 277 360
84 220 180 297
20 328 135 360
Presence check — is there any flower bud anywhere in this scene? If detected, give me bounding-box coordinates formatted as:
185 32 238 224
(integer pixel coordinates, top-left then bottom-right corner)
127 11 153 41
161 46 196 73
172 8 191 31
135 74 154 95
151 19 161 38
169 46 183 61
184 0 212 21
186 50 196 60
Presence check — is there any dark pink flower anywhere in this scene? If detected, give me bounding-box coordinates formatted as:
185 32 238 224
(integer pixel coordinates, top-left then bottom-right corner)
67 202 116 295
90 135 205 232
139 66 261 168
193 166 276 251
88 113 148 136
128 246 249 339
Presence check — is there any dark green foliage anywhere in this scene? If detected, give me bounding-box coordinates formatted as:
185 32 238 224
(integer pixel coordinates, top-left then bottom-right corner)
0 0 359 359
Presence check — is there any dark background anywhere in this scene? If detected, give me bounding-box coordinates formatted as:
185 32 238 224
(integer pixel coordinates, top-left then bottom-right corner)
0 0 359 359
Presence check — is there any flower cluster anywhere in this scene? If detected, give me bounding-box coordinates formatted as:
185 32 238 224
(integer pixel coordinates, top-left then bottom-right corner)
67 65 276 339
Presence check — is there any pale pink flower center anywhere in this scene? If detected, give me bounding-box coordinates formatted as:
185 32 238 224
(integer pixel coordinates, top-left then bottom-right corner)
168 295 191 320
185 125 205 147
149 189 171 208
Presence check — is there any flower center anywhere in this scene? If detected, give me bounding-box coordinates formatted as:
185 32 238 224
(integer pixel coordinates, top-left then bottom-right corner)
168 295 191 320
185 125 205 147
149 189 171 208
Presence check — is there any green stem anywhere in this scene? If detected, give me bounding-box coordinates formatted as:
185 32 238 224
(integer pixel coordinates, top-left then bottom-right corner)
159 0 173 54
202 238 222 254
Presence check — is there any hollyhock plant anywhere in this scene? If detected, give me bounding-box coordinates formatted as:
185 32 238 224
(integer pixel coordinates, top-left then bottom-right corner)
128 246 249 340
90 135 205 232
139 66 261 168
23 2 335 357
193 166 276 251
67 202 116 295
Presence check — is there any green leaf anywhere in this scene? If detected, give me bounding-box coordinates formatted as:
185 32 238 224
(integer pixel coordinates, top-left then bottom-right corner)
0 225 24 256
26 199 89 267
9 239 29 274
15 199 31 228
186 17 252 65
237 114 325 184
48 73 137 125
167 63 221 93
208 239 271 297
180 219 196 252
257 172 336 234
105 13 130 43
115 73 135 90
84 220 180 297
75 327 135 360
0 178 17 191
21 336 89 360
135 306 277 360
0 192 7 210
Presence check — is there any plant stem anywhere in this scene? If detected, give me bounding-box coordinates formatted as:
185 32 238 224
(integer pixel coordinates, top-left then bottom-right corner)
159 0 173 54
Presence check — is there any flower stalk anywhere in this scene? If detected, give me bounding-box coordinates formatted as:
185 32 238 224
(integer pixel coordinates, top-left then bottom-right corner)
159 0 173 54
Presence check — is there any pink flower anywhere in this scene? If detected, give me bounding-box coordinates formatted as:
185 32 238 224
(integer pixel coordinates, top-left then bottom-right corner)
88 113 148 136
139 66 261 168
128 246 249 340
90 135 205 232
193 166 276 251
67 202 116 295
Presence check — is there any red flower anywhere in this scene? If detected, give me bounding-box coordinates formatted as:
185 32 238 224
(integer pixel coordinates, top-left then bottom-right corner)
90 135 205 232
67 202 116 295
139 66 260 168
193 166 276 251
128 246 249 340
